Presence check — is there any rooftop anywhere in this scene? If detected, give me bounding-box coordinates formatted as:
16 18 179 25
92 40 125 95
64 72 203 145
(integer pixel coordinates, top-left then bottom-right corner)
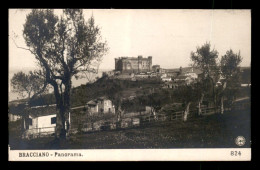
28 105 58 118
116 56 152 60
86 96 110 106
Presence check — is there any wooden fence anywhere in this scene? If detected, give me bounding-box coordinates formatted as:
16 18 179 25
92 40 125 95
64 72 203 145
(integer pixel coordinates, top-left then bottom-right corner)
23 100 250 139
23 127 55 139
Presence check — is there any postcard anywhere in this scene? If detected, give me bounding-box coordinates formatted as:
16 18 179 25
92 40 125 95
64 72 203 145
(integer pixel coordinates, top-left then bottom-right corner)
8 9 251 161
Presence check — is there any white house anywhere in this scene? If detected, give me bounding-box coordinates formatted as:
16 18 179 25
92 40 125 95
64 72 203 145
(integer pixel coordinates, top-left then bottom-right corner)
86 97 115 115
23 105 70 139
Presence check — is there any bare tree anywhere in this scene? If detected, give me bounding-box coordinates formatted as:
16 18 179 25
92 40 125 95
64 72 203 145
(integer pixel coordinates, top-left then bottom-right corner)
15 9 108 140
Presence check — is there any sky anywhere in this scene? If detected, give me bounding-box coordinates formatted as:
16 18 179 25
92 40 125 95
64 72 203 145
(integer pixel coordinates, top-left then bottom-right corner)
9 9 251 71
8 9 251 101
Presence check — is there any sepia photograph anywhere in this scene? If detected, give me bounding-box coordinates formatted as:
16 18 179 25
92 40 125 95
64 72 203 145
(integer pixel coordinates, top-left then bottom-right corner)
8 9 251 161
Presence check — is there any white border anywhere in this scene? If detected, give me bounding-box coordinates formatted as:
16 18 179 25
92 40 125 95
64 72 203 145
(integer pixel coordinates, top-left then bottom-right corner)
8 147 251 161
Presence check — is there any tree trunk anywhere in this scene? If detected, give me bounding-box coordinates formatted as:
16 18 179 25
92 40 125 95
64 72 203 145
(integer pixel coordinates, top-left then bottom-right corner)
198 93 204 116
220 82 227 114
54 76 72 141
220 96 224 114
152 107 157 120
55 106 67 140
183 102 191 122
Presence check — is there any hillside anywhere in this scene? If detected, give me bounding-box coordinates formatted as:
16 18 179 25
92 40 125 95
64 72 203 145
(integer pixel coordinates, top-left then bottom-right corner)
8 66 251 111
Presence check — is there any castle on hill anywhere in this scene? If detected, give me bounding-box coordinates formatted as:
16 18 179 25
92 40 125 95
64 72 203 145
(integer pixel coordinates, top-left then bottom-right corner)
115 55 152 73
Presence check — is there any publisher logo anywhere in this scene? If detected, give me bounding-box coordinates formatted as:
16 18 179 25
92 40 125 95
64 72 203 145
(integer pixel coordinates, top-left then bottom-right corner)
235 136 246 146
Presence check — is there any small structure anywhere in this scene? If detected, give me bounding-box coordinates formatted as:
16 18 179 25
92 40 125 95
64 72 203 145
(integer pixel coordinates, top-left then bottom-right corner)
8 103 26 122
162 77 172 82
241 83 251 87
135 73 149 79
8 113 22 122
103 71 115 77
86 97 115 115
174 75 193 85
152 65 160 73
160 73 167 78
184 72 198 79
23 105 70 139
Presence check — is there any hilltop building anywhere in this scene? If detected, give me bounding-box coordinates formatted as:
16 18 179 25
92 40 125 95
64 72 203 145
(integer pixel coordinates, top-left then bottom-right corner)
115 55 152 73
152 65 160 73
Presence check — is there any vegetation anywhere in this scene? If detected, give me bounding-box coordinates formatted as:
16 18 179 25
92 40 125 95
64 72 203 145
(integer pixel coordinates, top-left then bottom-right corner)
220 49 243 107
11 70 48 102
191 42 219 115
14 9 108 140
9 37 250 148
9 109 250 149
190 42 246 116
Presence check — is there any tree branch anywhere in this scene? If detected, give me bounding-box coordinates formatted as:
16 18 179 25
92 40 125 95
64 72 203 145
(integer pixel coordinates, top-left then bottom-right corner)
11 37 37 55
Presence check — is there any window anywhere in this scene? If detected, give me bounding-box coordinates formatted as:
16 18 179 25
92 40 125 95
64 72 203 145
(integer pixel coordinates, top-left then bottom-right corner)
51 117 56 124
29 118 32 126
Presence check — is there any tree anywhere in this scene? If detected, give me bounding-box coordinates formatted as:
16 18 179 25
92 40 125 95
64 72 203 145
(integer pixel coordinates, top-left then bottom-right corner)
220 49 242 113
190 42 219 114
11 70 48 132
11 70 48 103
175 85 197 122
19 9 108 140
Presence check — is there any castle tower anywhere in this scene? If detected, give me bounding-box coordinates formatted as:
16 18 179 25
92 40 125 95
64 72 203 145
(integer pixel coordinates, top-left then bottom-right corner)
115 58 119 70
138 55 142 73
148 56 152 71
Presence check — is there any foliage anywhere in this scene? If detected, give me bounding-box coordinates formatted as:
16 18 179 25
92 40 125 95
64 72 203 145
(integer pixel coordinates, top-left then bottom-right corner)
220 49 242 87
11 70 48 102
220 49 243 103
220 50 242 80
22 9 108 139
191 42 219 80
190 42 220 110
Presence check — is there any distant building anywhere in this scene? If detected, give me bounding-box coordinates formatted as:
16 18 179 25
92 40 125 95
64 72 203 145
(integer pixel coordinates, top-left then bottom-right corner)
86 97 115 115
174 75 193 85
162 77 172 82
135 74 149 79
166 71 179 78
8 103 26 122
103 71 115 77
161 73 167 78
152 65 160 73
115 55 152 73
8 113 22 122
160 68 166 73
184 72 198 79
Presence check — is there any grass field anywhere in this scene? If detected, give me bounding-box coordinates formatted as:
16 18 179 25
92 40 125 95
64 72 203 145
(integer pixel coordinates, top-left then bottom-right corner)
9 109 250 150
